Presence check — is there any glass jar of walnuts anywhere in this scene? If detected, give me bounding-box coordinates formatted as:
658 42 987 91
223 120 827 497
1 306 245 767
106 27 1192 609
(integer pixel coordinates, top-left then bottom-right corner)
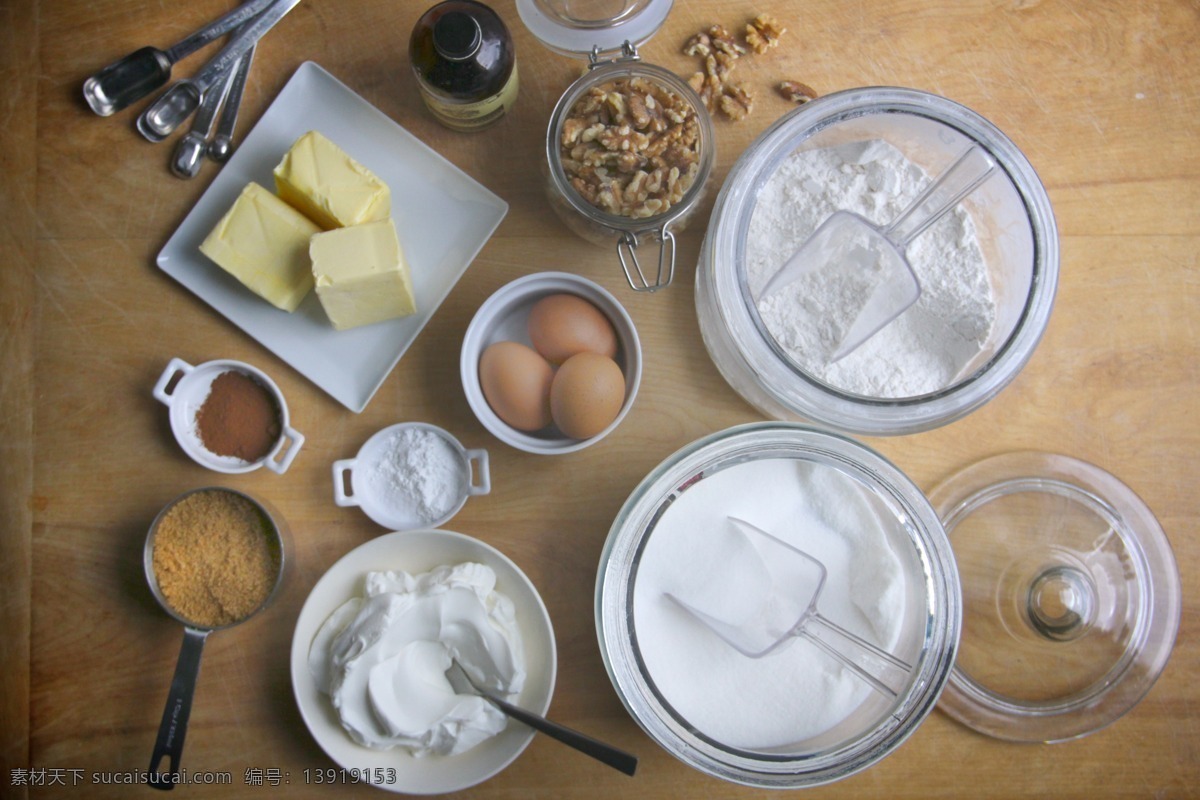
517 0 715 292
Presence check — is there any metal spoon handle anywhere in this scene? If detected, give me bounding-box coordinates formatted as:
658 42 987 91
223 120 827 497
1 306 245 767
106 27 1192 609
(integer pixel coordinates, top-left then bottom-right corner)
208 44 256 163
82 0 274 116
193 0 302 92
162 0 277 63
483 693 639 776
170 54 243 179
137 0 302 142
147 627 209 790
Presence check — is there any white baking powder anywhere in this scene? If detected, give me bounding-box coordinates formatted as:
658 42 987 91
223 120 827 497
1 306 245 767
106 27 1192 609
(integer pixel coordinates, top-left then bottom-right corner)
746 139 996 397
366 427 465 525
632 457 908 748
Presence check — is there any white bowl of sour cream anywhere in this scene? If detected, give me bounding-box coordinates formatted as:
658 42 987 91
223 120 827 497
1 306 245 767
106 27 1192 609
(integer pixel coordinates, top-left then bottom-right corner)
291 529 556 794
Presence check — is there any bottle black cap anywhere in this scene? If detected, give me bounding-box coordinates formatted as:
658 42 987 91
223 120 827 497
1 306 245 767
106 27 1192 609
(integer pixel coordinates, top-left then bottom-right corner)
433 11 483 61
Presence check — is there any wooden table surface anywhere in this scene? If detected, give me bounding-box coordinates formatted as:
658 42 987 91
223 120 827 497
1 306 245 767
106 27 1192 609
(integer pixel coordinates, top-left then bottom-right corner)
3 0 1196 797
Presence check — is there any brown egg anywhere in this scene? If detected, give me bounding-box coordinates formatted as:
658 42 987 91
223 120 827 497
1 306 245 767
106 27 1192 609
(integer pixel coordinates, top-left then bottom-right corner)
479 341 554 431
528 293 619 365
550 352 626 440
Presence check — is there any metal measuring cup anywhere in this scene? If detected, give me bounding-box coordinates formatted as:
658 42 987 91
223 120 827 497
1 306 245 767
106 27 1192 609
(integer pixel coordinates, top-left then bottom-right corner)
143 487 286 790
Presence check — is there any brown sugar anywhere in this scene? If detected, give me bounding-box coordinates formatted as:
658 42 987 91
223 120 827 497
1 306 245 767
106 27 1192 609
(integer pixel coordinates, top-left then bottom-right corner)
151 489 280 628
195 370 281 462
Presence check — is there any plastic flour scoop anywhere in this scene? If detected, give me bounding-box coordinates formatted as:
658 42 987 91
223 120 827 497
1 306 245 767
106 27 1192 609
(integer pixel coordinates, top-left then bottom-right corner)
759 144 996 362
666 516 912 698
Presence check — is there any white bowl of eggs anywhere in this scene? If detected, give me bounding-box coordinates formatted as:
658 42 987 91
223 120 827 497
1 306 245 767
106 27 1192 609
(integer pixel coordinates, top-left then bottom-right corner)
461 272 642 455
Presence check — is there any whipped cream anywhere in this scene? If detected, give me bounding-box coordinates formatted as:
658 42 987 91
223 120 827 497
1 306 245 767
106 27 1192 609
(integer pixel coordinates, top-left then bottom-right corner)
309 562 525 757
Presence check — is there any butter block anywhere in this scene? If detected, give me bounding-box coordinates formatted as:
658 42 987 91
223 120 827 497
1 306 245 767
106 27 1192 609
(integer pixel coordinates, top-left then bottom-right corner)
199 182 321 312
273 130 390 230
310 218 417 330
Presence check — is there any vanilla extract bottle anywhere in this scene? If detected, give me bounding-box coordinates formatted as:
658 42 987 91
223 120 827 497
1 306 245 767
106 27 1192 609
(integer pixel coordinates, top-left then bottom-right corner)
410 0 518 131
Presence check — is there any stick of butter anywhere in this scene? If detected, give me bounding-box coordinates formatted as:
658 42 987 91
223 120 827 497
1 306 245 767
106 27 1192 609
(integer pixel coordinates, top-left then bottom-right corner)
199 182 321 312
310 218 417 330
274 130 390 230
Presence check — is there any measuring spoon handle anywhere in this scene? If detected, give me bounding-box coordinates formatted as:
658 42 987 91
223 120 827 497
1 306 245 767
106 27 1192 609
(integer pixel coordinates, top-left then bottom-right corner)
147 627 209 790
208 44 256 163
162 0 277 63
193 0 303 92
82 0 274 116
171 54 243 179
137 0 302 142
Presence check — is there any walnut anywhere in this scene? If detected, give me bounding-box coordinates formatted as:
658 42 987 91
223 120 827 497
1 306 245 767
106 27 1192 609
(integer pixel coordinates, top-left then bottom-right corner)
561 117 586 147
597 125 650 153
559 78 702 219
745 13 785 54
616 151 645 173
680 14 806 124
688 67 723 113
707 24 746 58
714 51 738 79
626 91 652 130
719 84 754 121
603 91 628 123
778 80 818 104
682 32 711 57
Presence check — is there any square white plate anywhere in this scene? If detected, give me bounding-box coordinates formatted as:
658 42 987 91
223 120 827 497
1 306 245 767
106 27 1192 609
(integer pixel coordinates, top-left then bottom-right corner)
157 61 508 413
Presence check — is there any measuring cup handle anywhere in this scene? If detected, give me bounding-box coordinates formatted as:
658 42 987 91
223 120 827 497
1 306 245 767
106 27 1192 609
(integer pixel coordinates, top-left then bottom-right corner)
264 426 304 475
798 613 913 699
464 449 491 496
152 358 194 406
147 627 209 790
332 459 360 507
884 144 996 247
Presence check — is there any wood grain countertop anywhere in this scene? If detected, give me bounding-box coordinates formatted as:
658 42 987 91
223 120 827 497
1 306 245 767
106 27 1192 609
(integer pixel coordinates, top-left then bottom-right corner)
2 1 1196 797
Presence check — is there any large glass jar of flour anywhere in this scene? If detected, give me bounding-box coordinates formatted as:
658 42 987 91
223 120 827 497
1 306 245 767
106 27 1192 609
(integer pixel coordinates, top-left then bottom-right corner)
695 87 1059 435
517 0 715 293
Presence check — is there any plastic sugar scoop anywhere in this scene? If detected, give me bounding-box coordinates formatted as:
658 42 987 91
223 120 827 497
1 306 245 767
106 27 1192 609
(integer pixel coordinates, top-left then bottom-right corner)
666 516 913 698
759 144 996 363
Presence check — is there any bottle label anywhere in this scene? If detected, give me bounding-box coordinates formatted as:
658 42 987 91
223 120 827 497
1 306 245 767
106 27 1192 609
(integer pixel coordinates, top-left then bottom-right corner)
419 61 519 131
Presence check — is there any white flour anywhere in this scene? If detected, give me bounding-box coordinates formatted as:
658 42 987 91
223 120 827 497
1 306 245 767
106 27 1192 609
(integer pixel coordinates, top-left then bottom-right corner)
632 458 907 748
746 140 995 397
367 427 464 525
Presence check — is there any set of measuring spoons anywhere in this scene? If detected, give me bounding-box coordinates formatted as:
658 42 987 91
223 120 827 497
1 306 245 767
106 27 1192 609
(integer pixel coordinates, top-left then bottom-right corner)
82 0 303 178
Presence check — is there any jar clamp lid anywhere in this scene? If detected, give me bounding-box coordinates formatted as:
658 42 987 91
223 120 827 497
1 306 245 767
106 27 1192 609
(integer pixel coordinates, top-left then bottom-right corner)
520 0 713 293
516 0 674 57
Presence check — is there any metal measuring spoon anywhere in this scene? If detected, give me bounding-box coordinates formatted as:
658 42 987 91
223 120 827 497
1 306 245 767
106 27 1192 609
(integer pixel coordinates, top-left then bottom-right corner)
82 0 274 117
169 54 243 179
143 488 285 790
137 0 302 143
206 43 256 163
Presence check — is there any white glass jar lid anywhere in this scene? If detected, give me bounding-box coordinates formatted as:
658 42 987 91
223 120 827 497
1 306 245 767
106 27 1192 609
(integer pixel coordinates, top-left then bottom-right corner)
516 0 673 57
929 451 1181 742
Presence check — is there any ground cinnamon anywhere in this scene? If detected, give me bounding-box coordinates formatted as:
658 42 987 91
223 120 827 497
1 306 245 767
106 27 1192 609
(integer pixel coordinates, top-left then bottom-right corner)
195 370 281 462
151 489 280 628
